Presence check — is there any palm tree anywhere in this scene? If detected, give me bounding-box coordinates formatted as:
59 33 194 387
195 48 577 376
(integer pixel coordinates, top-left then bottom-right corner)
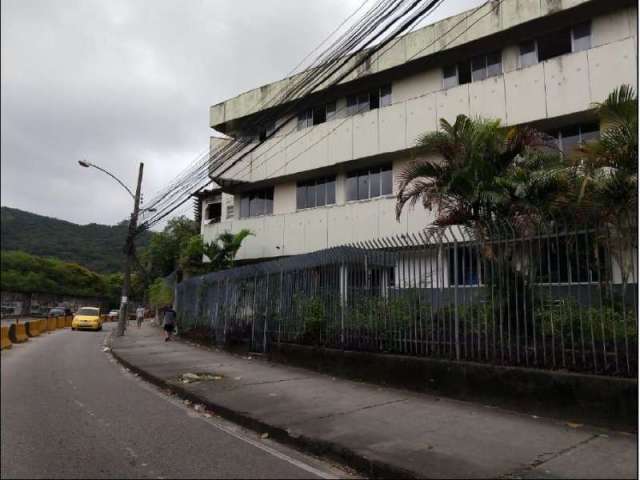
395 114 556 232
202 229 253 271
569 85 637 226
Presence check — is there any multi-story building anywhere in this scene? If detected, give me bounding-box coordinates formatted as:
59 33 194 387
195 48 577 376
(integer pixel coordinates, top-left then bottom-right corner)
200 0 637 263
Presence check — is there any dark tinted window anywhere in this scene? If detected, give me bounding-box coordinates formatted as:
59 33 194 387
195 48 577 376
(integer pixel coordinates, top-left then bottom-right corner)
519 40 537 67
443 65 458 88
346 95 357 115
380 167 393 195
313 106 326 125
369 89 380 110
347 164 393 201
572 22 591 52
296 177 336 210
240 196 250 218
380 84 392 107
471 55 487 82
537 28 571 61
457 61 471 85
347 174 358 201
369 170 380 198
358 173 369 200
240 188 274 218
486 52 502 77
326 178 336 204
326 101 337 121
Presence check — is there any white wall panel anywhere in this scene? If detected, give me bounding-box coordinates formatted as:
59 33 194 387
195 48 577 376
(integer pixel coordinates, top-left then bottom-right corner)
504 63 547 125
469 76 507 122
436 85 470 125
353 109 379 159
544 52 591 118
588 38 637 103
405 94 437 146
379 102 407 154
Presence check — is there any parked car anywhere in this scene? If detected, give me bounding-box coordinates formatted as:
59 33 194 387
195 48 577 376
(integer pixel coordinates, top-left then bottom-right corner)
48 307 65 317
107 310 119 321
71 307 102 331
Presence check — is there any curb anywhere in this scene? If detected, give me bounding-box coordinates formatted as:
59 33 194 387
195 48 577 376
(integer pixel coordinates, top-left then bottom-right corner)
109 342 419 479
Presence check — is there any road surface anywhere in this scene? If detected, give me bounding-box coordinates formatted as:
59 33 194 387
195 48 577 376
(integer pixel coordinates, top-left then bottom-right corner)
1 324 350 479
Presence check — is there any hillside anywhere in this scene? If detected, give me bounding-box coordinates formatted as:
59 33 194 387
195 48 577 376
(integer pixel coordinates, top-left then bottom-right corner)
0 206 152 273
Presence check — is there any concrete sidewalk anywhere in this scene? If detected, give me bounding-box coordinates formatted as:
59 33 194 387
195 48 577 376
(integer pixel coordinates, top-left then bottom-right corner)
110 325 637 479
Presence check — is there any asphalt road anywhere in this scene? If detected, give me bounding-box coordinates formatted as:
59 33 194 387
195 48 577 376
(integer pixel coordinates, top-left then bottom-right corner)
1 324 350 479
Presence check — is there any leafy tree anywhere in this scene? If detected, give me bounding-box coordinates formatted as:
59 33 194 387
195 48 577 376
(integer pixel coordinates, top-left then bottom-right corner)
202 229 253 271
178 229 253 276
395 115 554 232
569 84 637 225
148 277 174 308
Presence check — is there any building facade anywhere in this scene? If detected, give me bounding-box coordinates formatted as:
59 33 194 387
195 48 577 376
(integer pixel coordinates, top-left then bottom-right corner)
201 0 637 262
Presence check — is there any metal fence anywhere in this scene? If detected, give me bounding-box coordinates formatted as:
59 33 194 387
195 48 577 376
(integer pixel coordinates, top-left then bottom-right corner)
176 220 637 377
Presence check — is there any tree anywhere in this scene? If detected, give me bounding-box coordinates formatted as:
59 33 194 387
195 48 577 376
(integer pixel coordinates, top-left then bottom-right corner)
143 216 199 278
202 229 253 271
569 84 637 226
395 115 555 232
178 229 253 276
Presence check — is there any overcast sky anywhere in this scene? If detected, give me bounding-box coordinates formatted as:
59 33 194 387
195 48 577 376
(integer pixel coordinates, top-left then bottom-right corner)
1 0 483 228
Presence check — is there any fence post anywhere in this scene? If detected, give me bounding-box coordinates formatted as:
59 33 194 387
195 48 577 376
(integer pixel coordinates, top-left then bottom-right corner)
453 237 460 361
263 274 270 353
339 262 347 347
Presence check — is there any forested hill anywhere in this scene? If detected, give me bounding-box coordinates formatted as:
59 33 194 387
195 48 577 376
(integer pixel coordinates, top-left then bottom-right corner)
0 206 152 273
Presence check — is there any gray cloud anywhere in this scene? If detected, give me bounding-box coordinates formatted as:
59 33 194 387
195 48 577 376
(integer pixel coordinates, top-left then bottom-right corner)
1 0 482 228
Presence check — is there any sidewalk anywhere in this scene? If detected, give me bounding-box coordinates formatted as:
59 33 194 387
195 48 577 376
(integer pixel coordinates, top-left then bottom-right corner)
110 324 637 479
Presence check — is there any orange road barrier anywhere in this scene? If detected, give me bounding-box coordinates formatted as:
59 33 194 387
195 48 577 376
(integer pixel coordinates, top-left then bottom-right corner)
47 317 57 332
38 319 48 333
56 316 65 329
65 315 72 327
1 326 11 350
25 320 41 337
9 322 29 343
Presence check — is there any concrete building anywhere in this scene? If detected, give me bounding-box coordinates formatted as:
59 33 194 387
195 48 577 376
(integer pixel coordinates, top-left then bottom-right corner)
201 0 637 263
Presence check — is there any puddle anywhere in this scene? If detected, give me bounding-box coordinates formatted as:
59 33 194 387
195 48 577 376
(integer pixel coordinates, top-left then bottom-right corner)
177 372 224 384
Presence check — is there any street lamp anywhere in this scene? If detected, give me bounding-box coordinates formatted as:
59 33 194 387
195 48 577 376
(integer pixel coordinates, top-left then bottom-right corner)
78 159 145 337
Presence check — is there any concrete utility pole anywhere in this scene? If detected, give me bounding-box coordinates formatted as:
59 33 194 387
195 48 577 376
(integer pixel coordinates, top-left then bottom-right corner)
117 162 144 337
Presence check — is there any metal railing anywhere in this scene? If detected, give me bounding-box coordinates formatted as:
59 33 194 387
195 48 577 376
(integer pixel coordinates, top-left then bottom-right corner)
177 220 637 377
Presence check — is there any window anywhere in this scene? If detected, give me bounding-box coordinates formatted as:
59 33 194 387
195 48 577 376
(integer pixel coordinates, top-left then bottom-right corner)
226 204 234 220
380 84 392 107
572 21 591 52
448 246 482 286
296 177 336 209
471 55 487 82
313 105 326 125
537 28 572 61
346 95 358 116
345 84 392 116
297 109 312 130
443 65 458 88
346 165 393 201
326 101 337 121
548 123 600 155
519 40 537 67
519 22 592 68
258 122 275 142
239 188 274 218
357 93 370 113
205 202 222 224
486 52 502 77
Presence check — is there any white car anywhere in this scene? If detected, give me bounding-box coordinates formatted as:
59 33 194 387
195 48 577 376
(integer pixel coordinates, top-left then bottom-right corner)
107 310 119 321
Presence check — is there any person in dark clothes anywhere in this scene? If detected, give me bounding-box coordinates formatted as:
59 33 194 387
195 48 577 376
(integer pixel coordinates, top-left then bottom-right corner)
163 305 177 342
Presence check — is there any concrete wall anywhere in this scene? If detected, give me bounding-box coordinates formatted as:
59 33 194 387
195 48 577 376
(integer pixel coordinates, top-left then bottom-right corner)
210 0 609 128
216 5 637 185
203 4 637 262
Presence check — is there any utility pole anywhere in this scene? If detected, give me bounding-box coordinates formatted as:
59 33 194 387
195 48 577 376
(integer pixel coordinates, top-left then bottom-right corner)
117 162 144 337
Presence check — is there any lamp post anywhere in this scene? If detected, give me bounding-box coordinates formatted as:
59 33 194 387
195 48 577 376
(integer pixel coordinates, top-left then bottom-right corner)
78 160 154 336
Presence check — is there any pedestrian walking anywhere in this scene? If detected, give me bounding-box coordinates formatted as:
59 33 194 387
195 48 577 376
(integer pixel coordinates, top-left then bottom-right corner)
136 305 145 329
163 305 176 342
